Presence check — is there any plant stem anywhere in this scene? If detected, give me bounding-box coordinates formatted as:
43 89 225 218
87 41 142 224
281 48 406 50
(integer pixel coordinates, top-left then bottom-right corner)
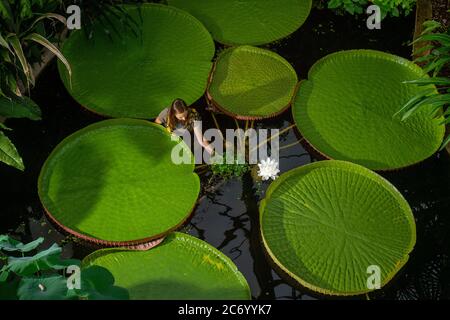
279 139 304 151
210 112 224 140
234 118 244 149
195 164 209 170
250 124 296 153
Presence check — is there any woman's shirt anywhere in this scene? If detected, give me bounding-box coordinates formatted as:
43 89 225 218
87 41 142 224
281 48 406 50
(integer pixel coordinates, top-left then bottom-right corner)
157 107 201 132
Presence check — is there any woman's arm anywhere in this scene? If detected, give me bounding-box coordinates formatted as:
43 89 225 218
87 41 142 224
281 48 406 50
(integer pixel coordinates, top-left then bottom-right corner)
194 125 213 155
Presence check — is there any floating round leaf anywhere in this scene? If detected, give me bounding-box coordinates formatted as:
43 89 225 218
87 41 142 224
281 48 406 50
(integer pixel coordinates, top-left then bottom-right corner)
292 50 445 170
208 46 298 120
58 4 215 118
38 119 200 245
83 232 251 300
260 160 416 296
168 0 312 45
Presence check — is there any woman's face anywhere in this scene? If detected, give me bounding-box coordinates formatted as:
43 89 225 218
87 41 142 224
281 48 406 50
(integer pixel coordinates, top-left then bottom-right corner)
175 111 188 121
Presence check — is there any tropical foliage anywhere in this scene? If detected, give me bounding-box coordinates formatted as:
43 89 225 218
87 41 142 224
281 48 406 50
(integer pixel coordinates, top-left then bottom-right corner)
0 235 128 300
398 20 450 149
1 0 446 301
0 0 71 170
314 0 416 17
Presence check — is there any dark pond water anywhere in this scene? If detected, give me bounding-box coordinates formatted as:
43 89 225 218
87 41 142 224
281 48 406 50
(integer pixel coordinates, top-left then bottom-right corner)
1 9 450 300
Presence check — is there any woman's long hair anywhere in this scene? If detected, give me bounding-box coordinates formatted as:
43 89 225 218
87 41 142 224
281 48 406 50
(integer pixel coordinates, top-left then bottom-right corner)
167 98 188 132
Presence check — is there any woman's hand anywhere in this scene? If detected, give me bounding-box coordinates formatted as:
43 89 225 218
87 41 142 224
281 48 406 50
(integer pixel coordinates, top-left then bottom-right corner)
204 143 214 155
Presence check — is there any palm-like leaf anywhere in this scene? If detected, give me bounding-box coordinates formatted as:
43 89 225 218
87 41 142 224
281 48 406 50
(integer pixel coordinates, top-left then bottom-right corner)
24 33 72 87
7 34 33 86
401 21 450 149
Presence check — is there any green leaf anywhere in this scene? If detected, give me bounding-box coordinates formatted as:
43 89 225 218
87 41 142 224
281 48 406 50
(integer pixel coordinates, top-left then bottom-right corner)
425 57 450 77
439 134 450 151
413 44 434 56
19 0 32 19
6 244 62 276
75 266 129 300
394 88 436 117
413 34 450 46
415 54 436 63
421 20 441 34
7 34 33 86
47 257 80 271
0 0 13 23
83 233 251 300
0 95 41 120
401 94 450 120
292 50 445 170
17 275 69 300
59 4 215 119
21 13 67 36
24 33 72 86
260 160 416 296
168 0 312 45
0 123 11 131
0 276 19 300
0 33 10 51
0 236 44 252
209 46 298 120
403 77 450 87
38 119 200 244
0 269 9 282
0 130 24 171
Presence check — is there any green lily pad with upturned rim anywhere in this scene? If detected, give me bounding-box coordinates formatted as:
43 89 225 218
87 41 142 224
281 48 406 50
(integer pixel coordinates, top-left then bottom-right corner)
82 232 251 300
38 119 200 246
260 160 416 296
58 3 215 119
168 0 312 45
208 46 298 120
292 50 445 171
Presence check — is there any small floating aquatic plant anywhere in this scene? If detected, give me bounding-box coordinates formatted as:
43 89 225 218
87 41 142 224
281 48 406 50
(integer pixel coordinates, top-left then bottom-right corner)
210 153 250 180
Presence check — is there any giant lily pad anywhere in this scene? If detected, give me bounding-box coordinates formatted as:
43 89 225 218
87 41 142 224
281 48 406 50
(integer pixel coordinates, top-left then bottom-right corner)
168 0 312 45
38 119 200 245
293 50 445 170
58 4 215 118
208 46 298 120
260 160 416 296
83 232 251 300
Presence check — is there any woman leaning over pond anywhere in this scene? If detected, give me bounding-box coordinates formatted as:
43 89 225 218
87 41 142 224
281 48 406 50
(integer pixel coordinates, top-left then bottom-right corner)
155 98 214 155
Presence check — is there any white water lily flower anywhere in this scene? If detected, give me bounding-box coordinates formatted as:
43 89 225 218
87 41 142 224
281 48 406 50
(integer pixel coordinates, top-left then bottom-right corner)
257 158 280 181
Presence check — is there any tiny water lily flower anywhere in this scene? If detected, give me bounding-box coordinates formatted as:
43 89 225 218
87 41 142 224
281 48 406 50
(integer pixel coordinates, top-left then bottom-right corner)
257 158 280 181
